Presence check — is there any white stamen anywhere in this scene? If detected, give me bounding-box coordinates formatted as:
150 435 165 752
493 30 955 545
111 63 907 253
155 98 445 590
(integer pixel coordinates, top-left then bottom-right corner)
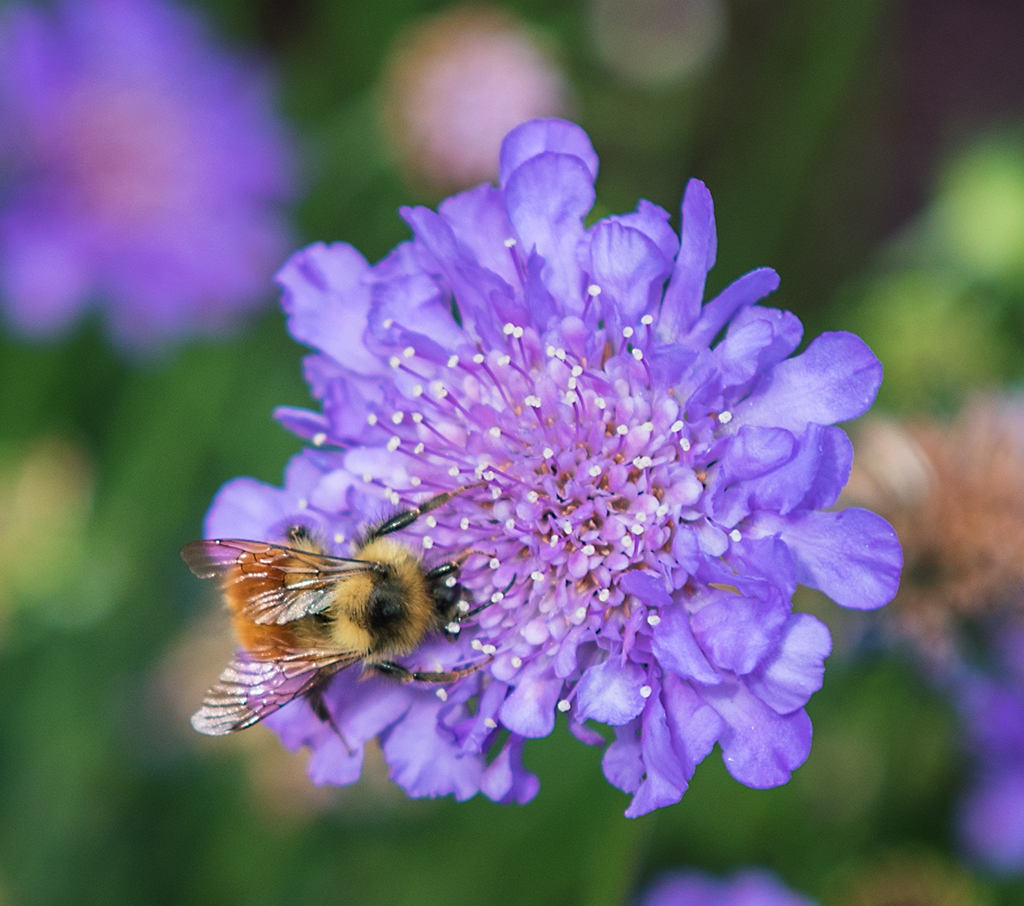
412 412 423 423
412 385 424 397
589 465 602 478
680 438 691 451
595 397 606 409
447 354 459 368
527 490 539 503
561 520 573 535
456 599 470 611
481 644 497 656
504 237 517 248
484 717 498 729
425 515 437 528
575 606 588 620
571 365 583 377
383 318 394 329
587 284 601 297
616 425 629 436
598 588 610 602
498 354 511 367
623 326 634 338
546 345 556 357
531 571 544 582
647 614 661 626
719 411 733 424
367 413 378 426
387 437 401 452
557 699 572 712
503 323 515 335
488 426 501 438
391 411 404 424
543 447 554 460
511 656 523 668
670 420 684 433
505 518 516 531
632 456 653 469
632 348 644 361
472 639 483 650
473 353 485 365
403 346 415 358
656 505 669 518
483 470 496 481
446 621 461 635
460 517 470 530
641 314 654 325
363 473 373 483
555 348 566 361
430 381 447 399
526 395 542 408
447 577 459 589
410 476 421 487
333 532 346 545
389 356 400 369
567 378 578 391
448 466 460 477
491 486 502 500
640 685 653 699
549 535 559 548
422 536 434 549
312 432 327 447
729 529 742 542
489 558 500 570
490 591 504 604
436 688 448 701
296 498 308 510
582 544 596 556
564 391 579 405
635 512 647 523
631 524 644 535
414 443 425 454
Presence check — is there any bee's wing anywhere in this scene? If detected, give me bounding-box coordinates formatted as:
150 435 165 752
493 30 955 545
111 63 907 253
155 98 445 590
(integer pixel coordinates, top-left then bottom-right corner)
181 539 378 625
190 647 361 736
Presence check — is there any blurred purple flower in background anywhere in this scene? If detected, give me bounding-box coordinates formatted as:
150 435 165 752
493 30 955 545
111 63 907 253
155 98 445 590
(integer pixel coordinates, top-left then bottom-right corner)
634 868 817 906
0 0 295 352
957 623 1024 872
206 118 901 814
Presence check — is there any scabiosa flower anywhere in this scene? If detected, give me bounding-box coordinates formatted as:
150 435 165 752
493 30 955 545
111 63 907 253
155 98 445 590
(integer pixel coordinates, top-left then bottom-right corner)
205 118 901 814
0 0 295 352
633 868 817 906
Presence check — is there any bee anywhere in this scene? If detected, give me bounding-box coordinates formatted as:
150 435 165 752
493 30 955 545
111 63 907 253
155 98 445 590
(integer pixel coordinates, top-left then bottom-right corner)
181 485 488 736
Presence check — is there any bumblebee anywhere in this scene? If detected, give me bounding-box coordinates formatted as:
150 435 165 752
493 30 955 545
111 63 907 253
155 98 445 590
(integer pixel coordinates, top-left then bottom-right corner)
181 485 485 736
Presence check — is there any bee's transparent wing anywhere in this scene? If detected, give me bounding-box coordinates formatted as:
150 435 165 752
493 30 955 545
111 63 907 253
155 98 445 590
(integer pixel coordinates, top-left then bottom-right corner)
190 647 360 736
181 539 378 625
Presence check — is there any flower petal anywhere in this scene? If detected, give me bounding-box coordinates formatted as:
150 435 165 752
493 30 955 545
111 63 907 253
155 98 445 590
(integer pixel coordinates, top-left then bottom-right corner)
701 679 813 788
749 508 903 610
733 332 883 432
745 613 832 714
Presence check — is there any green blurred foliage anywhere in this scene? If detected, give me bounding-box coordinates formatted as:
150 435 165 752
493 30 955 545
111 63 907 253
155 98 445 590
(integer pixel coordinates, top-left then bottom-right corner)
2 0 1024 904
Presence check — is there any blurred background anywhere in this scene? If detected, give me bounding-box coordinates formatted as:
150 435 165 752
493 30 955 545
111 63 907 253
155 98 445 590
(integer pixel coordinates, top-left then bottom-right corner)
2 0 1024 903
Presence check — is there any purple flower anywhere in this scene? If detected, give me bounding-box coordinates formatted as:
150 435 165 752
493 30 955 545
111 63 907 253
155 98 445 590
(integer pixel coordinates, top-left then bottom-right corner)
205 119 902 814
956 623 1024 871
634 868 817 906
0 0 295 352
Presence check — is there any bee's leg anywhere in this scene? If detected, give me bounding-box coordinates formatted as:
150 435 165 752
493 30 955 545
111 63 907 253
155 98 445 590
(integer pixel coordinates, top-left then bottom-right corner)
306 685 354 755
372 656 493 684
367 482 484 540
